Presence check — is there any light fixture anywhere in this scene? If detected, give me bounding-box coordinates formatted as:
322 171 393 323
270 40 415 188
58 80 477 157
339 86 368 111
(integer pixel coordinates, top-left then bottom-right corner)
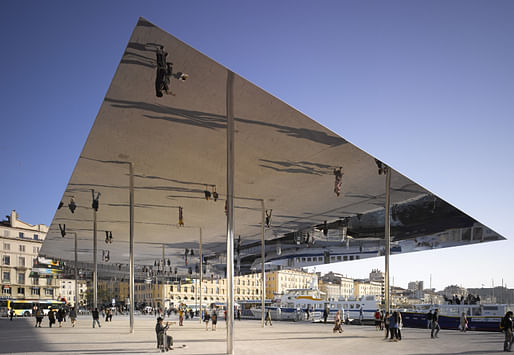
68 197 77 213
333 167 343 196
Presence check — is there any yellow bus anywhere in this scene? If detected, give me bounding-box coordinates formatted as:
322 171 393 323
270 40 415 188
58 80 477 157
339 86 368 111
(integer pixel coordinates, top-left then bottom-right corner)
7 300 65 316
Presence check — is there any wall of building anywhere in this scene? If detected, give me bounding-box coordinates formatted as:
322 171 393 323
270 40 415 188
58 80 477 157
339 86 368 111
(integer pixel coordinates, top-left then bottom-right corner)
0 211 56 300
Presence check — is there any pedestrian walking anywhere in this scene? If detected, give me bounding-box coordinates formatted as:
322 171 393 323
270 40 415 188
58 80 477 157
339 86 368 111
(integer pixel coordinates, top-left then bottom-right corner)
502 311 513 352
375 309 381 330
92 308 101 328
265 309 272 326
333 310 343 334
431 309 440 338
397 311 403 341
69 307 77 327
48 309 56 328
323 307 329 323
35 307 44 327
178 308 184 326
383 311 390 339
426 310 433 329
380 310 385 330
9 308 14 321
460 312 467 332
237 308 241 321
389 312 398 342
57 308 65 327
211 310 218 331
204 309 210 330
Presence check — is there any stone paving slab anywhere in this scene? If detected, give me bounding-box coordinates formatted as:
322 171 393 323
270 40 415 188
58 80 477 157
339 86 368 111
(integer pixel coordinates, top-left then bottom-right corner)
0 315 506 354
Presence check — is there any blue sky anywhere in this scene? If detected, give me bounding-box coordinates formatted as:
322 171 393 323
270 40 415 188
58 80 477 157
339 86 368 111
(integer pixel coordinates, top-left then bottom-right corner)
1 0 513 290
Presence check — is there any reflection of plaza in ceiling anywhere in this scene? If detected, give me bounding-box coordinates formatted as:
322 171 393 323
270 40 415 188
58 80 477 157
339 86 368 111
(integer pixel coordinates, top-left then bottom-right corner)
41 17 503 277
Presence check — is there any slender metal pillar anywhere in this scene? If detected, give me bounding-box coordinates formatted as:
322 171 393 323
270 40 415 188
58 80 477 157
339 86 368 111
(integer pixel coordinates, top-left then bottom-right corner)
199 227 203 324
384 167 391 313
162 244 165 315
260 200 265 328
93 204 98 309
225 70 235 355
74 232 79 313
129 162 135 333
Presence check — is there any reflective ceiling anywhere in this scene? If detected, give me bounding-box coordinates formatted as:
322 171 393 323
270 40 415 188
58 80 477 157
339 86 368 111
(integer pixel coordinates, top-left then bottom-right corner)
40 18 504 280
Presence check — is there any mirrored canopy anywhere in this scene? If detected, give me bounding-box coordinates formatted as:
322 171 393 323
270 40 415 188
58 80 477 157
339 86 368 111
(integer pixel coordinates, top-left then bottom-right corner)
40 18 504 280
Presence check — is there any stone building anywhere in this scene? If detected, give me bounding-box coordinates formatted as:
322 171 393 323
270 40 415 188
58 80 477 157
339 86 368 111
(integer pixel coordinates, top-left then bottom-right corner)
0 211 58 300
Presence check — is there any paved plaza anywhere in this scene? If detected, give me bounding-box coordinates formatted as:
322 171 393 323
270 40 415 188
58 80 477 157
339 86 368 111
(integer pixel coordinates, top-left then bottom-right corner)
0 315 506 354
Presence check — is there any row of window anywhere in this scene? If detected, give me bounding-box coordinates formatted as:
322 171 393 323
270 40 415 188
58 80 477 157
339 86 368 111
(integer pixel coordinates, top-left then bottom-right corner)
1 255 38 266
296 255 360 263
3 243 40 253
2 271 50 286
1 286 53 296
2 230 40 240
2 255 37 267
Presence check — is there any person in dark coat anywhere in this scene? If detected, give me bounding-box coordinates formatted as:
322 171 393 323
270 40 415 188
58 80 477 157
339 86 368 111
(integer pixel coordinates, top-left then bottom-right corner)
502 311 513 352
56 308 64 327
35 307 44 327
69 307 77 327
211 310 218 331
48 309 56 328
92 308 101 328
323 307 329 323
156 317 173 351
431 309 441 338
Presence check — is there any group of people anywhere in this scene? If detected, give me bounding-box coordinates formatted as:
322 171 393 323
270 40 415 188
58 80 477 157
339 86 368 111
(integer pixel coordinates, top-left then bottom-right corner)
203 308 218 330
383 311 403 341
29 306 78 328
426 309 441 338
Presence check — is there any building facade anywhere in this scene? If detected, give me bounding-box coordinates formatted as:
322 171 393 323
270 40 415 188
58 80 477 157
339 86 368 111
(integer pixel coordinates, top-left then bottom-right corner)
353 279 382 299
57 279 88 306
265 269 317 299
318 272 354 301
0 211 58 300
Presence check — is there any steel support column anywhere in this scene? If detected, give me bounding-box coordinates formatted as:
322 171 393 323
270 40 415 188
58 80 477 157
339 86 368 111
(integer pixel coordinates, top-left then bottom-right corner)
384 167 391 313
261 200 265 328
199 227 203 324
93 202 98 310
162 244 165 315
225 70 235 355
73 232 79 313
129 162 135 334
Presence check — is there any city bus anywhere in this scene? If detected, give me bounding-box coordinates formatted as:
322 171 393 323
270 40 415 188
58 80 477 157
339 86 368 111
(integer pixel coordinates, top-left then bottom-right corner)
7 300 65 316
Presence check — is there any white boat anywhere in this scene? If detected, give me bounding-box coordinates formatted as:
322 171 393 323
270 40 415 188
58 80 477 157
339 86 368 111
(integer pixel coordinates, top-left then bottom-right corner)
401 303 513 331
250 288 379 323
